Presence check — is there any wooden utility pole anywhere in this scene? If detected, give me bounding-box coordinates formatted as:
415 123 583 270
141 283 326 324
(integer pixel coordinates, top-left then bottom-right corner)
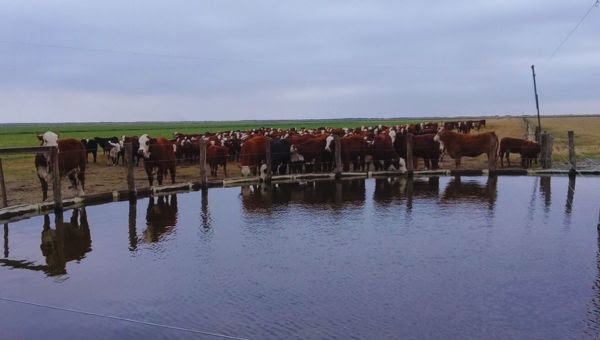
531 65 542 142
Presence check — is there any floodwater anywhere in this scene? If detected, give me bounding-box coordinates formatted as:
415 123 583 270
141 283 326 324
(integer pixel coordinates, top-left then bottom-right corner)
1 176 600 339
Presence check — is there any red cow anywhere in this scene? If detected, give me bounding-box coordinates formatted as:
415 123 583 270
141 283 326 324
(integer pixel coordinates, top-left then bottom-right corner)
499 137 527 167
138 134 176 186
520 140 541 168
207 144 228 177
338 135 368 171
290 135 332 173
434 129 498 168
239 135 267 176
394 133 441 169
369 133 403 171
35 131 86 200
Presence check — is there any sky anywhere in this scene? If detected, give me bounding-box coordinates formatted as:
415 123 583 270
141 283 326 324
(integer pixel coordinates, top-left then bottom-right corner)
0 0 599 123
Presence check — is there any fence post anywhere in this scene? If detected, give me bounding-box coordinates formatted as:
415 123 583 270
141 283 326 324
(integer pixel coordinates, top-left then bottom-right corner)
568 131 576 177
488 138 497 173
540 133 553 169
124 143 136 194
334 135 342 179
264 137 272 183
50 146 62 212
199 139 207 188
406 133 414 175
0 159 7 208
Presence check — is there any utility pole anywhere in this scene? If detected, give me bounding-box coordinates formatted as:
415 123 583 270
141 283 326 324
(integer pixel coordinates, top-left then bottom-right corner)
531 65 542 141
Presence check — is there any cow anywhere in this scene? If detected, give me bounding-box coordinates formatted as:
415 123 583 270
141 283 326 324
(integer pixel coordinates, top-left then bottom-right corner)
239 135 267 177
336 135 368 171
80 139 98 163
207 144 228 177
433 129 498 168
370 133 403 171
499 137 527 167
138 134 176 186
270 138 291 175
394 133 440 170
290 135 333 173
120 136 141 166
107 141 121 166
520 140 541 168
35 131 86 200
143 195 178 243
94 136 119 156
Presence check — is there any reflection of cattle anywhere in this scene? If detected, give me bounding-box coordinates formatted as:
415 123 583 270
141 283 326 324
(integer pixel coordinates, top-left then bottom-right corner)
143 195 178 243
373 177 440 202
35 131 86 200
521 140 541 168
442 176 497 208
434 129 498 168
80 139 98 163
394 133 440 170
138 134 176 186
240 180 366 212
40 208 91 276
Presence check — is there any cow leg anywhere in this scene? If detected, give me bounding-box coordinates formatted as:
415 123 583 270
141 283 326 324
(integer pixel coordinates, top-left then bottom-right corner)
223 162 228 178
455 157 461 169
170 165 176 184
506 153 511 167
93 151 97 163
38 176 48 201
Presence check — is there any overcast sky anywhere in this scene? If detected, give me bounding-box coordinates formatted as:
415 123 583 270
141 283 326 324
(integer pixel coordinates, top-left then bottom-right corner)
0 0 598 122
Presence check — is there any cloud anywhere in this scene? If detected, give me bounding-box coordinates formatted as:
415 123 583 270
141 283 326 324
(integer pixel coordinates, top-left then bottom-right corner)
0 0 598 122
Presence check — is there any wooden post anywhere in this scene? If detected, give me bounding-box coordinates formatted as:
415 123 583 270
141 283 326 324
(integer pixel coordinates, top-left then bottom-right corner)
50 146 62 211
199 139 207 188
0 159 7 208
124 143 135 194
540 133 554 169
406 133 414 175
546 134 554 169
488 138 497 173
568 131 576 176
264 137 272 183
334 135 342 179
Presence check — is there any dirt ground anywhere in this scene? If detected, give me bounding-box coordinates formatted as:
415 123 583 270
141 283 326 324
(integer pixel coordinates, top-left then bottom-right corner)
0 117 534 207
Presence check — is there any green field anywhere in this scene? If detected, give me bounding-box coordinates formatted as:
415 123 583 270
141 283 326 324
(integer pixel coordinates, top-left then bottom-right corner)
0 119 423 148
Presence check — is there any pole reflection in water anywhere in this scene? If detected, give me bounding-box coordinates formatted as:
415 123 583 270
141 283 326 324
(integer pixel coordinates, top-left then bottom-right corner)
3 223 7 258
540 176 552 212
565 176 576 215
128 198 138 251
442 175 498 210
201 188 211 231
143 194 178 243
40 208 92 276
240 179 366 213
585 229 600 336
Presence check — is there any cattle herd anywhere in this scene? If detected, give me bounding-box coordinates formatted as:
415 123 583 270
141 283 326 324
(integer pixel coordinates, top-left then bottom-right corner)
32 119 542 199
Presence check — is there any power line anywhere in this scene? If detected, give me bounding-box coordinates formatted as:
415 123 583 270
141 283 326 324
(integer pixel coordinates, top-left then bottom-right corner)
0 296 249 340
548 0 600 60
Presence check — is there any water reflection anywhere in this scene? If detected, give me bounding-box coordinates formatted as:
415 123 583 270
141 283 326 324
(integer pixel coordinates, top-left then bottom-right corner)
128 198 137 251
240 180 366 213
201 189 211 231
585 229 600 336
540 176 552 211
40 208 92 276
373 177 440 204
441 175 498 210
565 176 576 215
3 223 7 258
142 195 178 243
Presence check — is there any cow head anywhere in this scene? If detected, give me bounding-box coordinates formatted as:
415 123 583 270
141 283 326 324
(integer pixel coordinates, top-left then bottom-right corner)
433 127 446 152
38 131 58 147
324 135 334 152
240 165 251 177
259 163 267 181
138 134 151 158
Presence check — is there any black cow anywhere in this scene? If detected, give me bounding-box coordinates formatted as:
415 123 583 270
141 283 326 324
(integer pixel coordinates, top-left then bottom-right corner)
271 138 291 175
80 139 98 163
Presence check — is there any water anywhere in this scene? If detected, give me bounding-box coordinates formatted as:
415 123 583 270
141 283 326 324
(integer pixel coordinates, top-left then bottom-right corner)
1 176 599 339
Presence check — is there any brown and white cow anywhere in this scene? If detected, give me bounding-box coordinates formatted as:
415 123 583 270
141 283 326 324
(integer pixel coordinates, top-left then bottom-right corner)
434 129 498 168
207 144 228 177
138 134 176 186
35 131 86 200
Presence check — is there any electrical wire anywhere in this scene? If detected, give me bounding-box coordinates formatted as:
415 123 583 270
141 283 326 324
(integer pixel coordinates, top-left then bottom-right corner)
548 0 600 60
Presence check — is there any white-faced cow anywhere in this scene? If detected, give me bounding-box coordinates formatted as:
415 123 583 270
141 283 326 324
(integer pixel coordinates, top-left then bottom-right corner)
35 131 86 200
138 134 176 186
